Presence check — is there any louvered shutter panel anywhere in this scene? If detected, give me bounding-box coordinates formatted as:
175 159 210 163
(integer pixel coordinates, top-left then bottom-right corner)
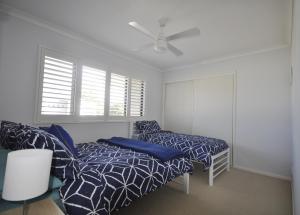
109 73 128 116
80 66 106 116
41 56 75 115
130 79 145 117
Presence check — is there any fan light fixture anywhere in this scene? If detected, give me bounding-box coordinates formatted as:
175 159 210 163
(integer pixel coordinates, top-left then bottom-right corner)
129 17 200 56
154 36 167 53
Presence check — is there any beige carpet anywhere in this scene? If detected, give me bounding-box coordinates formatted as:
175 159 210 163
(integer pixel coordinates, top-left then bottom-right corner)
1 165 292 215
113 164 292 215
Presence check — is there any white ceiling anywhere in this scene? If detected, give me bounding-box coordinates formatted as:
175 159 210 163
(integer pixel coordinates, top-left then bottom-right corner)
1 0 292 70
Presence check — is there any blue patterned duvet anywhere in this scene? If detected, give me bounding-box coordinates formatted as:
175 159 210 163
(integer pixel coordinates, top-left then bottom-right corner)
138 131 228 169
61 141 193 215
0 121 193 215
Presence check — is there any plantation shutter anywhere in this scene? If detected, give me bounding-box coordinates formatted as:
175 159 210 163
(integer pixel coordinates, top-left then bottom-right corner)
80 66 106 116
130 79 145 117
40 55 75 115
109 73 128 116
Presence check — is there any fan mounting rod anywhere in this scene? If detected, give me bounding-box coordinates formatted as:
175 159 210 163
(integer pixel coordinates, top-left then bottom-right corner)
155 25 167 53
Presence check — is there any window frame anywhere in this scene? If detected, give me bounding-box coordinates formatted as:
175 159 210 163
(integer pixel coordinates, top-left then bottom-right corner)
108 72 129 120
35 47 147 124
35 48 78 123
76 63 108 122
129 78 146 117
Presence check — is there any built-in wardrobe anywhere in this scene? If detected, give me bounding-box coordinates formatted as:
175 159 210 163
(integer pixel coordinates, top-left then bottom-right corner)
163 74 235 163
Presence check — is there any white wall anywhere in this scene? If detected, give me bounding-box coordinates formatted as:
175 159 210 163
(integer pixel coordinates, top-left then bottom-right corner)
0 12 162 143
0 7 293 182
291 0 300 213
163 48 292 179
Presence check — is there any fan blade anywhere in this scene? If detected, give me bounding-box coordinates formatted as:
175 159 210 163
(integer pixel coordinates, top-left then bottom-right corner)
128 21 156 40
166 27 200 41
167 43 183 56
132 43 153 52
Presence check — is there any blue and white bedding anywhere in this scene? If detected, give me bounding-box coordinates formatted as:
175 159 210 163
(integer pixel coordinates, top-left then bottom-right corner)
101 137 185 162
135 121 229 169
69 141 192 215
0 121 193 215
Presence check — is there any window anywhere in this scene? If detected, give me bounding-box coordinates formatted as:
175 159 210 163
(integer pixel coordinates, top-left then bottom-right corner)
109 73 128 116
40 55 75 116
36 48 146 122
80 66 106 116
130 79 145 117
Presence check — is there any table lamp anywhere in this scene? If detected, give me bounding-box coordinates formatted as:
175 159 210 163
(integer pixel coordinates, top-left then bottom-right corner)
2 149 53 215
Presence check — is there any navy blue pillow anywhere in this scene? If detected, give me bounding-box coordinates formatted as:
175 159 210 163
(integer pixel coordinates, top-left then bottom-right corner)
41 124 79 157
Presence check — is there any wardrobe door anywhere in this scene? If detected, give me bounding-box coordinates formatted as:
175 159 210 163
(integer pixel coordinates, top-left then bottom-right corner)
192 75 234 149
164 81 194 134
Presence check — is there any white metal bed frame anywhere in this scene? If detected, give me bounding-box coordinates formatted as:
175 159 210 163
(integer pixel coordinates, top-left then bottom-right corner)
204 148 230 186
181 173 190 194
128 121 230 186
128 121 189 193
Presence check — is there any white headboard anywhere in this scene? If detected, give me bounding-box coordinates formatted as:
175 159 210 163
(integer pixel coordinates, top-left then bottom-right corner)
128 120 139 139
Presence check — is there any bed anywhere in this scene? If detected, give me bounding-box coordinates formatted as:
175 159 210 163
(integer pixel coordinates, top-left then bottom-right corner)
129 120 230 186
0 121 193 215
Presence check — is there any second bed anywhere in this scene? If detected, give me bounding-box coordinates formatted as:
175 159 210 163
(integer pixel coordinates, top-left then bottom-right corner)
130 120 230 186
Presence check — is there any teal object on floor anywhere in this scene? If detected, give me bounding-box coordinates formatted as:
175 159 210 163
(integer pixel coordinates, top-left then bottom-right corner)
0 149 65 213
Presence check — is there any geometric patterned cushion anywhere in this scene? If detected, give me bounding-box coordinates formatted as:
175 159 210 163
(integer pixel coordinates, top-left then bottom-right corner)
18 126 80 180
40 124 79 158
0 121 23 150
135 120 161 134
0 122 80 180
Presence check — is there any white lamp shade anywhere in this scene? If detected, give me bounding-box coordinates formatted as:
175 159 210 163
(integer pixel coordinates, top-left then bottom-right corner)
2 149 53 201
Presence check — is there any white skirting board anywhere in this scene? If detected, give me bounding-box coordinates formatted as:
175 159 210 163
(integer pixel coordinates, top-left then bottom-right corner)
234 165 291 181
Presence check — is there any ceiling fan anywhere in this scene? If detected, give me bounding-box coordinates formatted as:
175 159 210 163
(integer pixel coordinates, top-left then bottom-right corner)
128 17 200 56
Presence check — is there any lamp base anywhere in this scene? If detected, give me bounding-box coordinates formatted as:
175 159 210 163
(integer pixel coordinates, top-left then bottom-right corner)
22 201 27 215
